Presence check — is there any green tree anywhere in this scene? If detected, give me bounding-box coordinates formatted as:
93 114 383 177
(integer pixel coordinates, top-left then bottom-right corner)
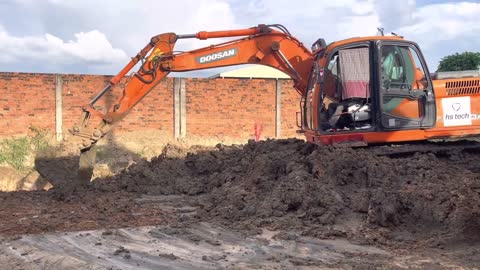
438 52 480 72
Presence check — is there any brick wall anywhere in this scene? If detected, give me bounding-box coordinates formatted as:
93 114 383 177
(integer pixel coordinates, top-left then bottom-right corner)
280 80 301 138
0 73 56 135
185 78 276 139
0 72 302 141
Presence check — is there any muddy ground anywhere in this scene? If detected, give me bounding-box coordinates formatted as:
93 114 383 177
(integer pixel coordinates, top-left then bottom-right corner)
1 139 480 269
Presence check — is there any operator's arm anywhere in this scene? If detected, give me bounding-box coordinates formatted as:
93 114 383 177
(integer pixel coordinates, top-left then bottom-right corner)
70 24 313 149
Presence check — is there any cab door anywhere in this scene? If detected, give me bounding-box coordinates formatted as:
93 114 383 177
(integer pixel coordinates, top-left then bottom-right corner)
377 41 435 130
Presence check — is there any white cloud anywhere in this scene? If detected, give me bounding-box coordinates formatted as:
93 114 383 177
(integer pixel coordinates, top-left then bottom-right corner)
238 0 479 71
391 2 480 70
0 0 478 74
396 2 480 40
0 28 128 66
27 0 240 52
374 0 416 30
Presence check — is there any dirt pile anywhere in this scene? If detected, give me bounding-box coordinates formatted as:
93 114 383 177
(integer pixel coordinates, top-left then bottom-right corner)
93 139 480 244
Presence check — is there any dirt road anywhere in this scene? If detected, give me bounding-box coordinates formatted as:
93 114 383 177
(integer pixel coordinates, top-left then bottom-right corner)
1 220 476 269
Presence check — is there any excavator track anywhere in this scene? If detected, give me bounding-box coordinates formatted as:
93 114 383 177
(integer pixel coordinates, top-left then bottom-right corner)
368 139 480 158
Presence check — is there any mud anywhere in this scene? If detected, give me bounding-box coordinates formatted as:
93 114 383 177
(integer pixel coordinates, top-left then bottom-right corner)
2 139 480 268
91 139 480 247
4 223 468 270
0 190 173 236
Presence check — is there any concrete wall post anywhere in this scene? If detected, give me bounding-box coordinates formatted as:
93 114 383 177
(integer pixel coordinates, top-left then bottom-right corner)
55 74 63 141
275 79 281 138
180 78 186 138
174 78 186 138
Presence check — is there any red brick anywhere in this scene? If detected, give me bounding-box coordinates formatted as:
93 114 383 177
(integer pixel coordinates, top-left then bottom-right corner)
0 73 302 140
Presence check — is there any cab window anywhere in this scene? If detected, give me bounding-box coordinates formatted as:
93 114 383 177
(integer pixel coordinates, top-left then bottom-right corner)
381 45 428 91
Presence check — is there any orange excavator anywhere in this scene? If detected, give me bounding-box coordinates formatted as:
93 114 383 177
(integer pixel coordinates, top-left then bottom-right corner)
69 24 480 182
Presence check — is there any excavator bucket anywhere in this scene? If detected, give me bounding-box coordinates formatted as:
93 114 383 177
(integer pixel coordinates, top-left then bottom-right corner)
35 144 97 193
77 145 97 186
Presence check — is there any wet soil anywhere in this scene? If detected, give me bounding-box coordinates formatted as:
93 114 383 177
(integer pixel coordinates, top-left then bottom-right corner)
1 139 480 268
0 190 173 236
93 139 480 247
2 223 475 270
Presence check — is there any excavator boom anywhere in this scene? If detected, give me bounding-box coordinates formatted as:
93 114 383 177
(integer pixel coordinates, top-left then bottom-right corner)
70 24 313 150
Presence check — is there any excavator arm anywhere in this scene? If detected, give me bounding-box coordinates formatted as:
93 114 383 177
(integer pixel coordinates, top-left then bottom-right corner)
70 24 313 151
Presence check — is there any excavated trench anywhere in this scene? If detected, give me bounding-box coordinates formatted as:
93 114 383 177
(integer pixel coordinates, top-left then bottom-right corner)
1 138 480 268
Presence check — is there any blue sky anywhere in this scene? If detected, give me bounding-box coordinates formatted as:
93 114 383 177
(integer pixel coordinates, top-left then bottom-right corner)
0 0 478 76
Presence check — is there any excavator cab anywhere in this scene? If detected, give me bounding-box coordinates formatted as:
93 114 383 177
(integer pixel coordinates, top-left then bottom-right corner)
303 38 436 143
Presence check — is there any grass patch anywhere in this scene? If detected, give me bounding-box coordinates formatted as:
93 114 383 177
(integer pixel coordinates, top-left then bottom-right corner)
29 126 51 152
0 126 53 170
0 137 30 170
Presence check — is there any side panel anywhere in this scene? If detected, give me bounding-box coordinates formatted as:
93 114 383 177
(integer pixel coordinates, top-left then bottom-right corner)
433 78 480 130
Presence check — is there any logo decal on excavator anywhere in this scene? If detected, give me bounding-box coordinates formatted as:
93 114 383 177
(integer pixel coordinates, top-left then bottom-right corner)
196 48 238 64
452 103 461 112
442 97 472 127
